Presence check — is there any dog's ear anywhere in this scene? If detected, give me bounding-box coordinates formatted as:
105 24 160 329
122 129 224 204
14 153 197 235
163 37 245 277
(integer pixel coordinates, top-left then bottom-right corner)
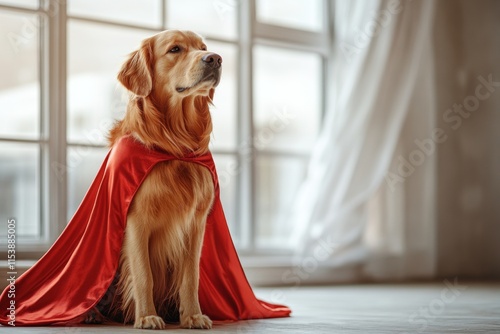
118 38 154 97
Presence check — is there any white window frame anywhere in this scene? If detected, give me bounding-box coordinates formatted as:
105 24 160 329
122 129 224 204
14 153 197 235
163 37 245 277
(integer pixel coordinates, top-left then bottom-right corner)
0 0 332 263
238 0 331 255
0 0 67 261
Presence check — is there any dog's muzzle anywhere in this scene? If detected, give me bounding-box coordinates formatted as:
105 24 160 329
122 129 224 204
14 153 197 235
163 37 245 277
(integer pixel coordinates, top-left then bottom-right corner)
201 52 222 87
176 53 223 93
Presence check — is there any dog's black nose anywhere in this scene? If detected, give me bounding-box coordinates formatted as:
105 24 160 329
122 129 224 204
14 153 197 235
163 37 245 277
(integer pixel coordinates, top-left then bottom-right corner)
202 53 222 69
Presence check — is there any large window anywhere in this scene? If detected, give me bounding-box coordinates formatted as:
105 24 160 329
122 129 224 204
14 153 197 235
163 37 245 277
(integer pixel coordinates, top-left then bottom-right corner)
0 0 329 256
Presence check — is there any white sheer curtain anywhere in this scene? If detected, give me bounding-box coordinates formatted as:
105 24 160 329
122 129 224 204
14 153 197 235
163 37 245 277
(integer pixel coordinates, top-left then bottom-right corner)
289 0 437 282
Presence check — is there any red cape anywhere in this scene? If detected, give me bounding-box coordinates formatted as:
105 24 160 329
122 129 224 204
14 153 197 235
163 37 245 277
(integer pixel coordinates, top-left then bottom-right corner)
0 136 290 326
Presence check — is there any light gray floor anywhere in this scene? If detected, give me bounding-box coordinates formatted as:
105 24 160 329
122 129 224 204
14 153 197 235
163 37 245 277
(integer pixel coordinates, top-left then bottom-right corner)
2 282 500 333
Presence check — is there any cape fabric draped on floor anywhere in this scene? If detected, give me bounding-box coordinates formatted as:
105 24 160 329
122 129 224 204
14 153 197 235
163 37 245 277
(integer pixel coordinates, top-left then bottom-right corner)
0 136 291 326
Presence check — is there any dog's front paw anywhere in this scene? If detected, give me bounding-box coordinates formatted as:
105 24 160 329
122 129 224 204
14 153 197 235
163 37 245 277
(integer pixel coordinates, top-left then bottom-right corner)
180 314 213 329
134 315 166 329
83 307 105 324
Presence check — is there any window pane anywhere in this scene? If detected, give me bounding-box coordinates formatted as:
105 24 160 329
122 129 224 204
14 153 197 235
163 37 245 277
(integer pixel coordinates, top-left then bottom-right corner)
0 0 38 9
253 46 322 153
0 143 40 238
213 154 239 244
68 0 161 28
209 42 237 150
256 0 324 32
67 147 108 220
68 21 147 145
256 155 307 248
0 11 40 139
166 0 237 40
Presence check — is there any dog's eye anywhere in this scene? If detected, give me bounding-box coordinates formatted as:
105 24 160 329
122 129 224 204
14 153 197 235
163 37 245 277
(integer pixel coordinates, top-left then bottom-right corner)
201 46 207 51
169 46 181 53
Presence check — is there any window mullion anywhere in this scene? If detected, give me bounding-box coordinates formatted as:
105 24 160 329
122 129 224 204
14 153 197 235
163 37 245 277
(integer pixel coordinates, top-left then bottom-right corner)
39 7 48 245
44 0 67 243
161 0 167 30
322 0 333 122
236 0 256 251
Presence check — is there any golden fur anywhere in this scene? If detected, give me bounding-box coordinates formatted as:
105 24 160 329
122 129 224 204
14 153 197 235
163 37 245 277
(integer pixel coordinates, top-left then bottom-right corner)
103 30 222 329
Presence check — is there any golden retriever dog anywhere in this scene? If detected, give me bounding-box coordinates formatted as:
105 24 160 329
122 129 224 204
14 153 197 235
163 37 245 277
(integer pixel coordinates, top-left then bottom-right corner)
100 30 222 329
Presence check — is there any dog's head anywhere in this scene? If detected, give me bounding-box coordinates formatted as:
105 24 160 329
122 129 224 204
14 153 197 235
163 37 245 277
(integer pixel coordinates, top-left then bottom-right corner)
112 30 221 155
118 30 222 99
